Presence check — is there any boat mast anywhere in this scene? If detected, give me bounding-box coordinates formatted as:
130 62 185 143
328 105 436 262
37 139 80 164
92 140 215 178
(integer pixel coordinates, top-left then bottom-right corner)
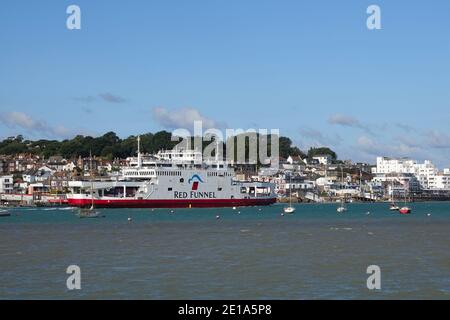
391 178 394 203
289 174 292 206
359 168 362 197
90 150 94 210
137 135 142 168
341 166 345 206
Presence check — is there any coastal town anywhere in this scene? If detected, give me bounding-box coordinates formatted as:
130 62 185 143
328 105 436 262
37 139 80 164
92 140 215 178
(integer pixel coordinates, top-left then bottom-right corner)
1 134 450 207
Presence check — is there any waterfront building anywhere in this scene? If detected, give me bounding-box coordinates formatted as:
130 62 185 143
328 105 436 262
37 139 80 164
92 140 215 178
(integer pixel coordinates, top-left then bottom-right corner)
372 157 449 191
0 175 14 194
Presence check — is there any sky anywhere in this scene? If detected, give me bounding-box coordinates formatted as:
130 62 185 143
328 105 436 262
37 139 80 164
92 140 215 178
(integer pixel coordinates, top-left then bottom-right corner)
1 0 450 167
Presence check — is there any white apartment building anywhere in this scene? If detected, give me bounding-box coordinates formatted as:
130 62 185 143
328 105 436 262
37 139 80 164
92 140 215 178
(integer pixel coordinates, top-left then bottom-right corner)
428 174 450 190
373 157 419 174
0 175 14 194
372 157 450 191
312 155 332 166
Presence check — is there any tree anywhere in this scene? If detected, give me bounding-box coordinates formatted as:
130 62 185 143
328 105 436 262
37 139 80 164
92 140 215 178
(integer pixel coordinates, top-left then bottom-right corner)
0 131 309 163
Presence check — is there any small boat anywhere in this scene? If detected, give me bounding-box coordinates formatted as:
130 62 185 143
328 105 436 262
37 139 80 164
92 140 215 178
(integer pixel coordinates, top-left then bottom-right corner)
399 207 411 214
283 175 296 214
76 151 102 219
337 199 347 213
0 211 11 217
337 167 348 213
389 203 400 211
398 185 411 214
77 207 101 218
389 180 400 211
283 206 295 214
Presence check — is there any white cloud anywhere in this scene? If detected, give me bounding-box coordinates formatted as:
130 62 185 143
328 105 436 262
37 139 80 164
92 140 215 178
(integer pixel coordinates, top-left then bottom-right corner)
72 93 127 104
328 113 374 135
328 114 361 127
1 111 49 133
356 135 424 159
356 136 382 155
424 130 450 149
299 127 342 147
152 107 226 130
99 93 127 103
0 111 73 139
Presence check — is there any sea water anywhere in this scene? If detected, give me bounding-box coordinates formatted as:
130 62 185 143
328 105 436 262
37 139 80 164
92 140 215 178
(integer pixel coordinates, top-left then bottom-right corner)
0 202 449 299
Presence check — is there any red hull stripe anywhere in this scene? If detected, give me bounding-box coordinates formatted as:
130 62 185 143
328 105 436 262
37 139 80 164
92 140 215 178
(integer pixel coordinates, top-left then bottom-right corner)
68 198 277 208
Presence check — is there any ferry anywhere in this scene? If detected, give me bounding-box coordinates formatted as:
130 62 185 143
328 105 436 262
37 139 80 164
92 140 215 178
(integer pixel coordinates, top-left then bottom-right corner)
67 138 276 209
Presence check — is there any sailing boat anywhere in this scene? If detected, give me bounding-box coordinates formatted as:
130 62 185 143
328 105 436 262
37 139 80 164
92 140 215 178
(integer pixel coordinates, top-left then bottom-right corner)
337 166 347 213
283 174 295 214
77 151 101 218
337 198 347 213
399 184 411 214
389 179 400 211
0 209 11 217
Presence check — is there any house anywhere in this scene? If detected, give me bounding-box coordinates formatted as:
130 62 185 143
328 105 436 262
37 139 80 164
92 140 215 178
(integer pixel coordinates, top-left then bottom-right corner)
286 155 304 165
77 156 100 174
62 161 77 172
0 158 6 175
28 183 50 195
22 169 39 184
311 155 332 166
50 171 70 192
98 160 113 173
0 175 14 194
46 156 67 172
35 166 55 182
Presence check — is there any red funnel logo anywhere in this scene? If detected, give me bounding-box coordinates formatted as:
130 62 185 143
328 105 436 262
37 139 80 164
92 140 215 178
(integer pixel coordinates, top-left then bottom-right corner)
188 174 204 191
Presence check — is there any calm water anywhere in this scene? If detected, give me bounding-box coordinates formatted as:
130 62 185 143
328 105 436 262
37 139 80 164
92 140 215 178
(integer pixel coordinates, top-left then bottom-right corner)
0 202 449 299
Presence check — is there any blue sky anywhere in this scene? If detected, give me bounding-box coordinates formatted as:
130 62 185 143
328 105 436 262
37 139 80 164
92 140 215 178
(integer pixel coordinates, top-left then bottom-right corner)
1 0 450 166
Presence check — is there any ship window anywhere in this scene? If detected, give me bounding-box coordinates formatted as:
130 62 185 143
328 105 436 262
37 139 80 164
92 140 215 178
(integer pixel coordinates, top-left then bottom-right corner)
168 187 172 191
218 187 222 191
180 178 184 183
